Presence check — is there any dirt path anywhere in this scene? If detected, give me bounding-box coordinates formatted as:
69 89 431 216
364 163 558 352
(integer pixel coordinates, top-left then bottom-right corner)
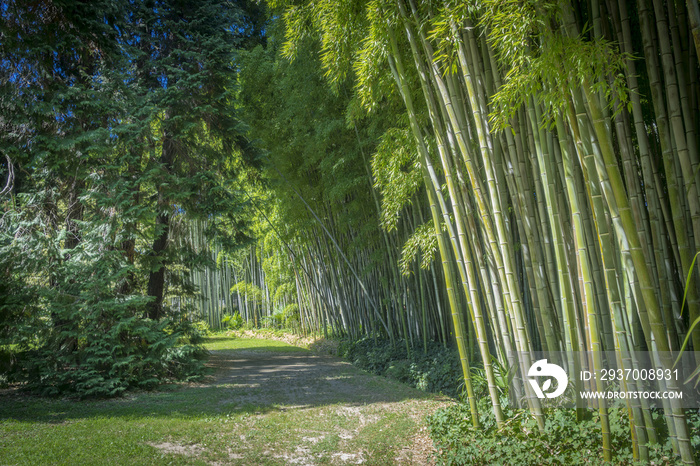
208 349 411 407
190 345 451 465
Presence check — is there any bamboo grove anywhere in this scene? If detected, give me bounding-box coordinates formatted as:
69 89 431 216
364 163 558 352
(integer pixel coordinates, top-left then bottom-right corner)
204 0 700 463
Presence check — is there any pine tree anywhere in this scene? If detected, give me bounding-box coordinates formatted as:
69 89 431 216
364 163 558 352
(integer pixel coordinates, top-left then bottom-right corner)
0 0 265 396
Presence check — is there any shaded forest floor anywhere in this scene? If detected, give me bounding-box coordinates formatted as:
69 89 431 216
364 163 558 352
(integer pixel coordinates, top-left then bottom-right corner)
0 335 450 465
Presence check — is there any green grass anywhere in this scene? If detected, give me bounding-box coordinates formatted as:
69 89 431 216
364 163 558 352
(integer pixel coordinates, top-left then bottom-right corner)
203 335 309 352
0 335 445 465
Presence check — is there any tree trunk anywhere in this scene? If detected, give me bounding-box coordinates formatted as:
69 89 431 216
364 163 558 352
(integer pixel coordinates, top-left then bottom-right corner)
147 122 174 320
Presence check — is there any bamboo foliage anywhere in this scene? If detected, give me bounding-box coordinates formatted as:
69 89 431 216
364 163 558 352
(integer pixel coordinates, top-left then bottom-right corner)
162 0 700 462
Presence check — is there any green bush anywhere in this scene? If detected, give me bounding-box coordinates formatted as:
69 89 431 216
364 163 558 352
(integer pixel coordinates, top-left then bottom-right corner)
11 305 208 398
338 337 463 397
222 312 244 330
189 320 211 338
428 397 680 465
282 304 300 328
261 312 283 329
1 214 206 398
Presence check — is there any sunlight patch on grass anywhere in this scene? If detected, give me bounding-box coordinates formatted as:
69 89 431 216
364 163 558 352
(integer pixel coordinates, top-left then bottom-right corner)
203 335 309 353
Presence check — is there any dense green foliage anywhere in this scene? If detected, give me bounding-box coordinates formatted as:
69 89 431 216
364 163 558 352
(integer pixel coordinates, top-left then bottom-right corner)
339 337 463 397
1 208 209 397
230 25 454 345
428 400 684 465
0 0 265 397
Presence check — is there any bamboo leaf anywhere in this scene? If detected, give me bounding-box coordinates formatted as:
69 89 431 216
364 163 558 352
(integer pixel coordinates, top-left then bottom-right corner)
680 251 700 317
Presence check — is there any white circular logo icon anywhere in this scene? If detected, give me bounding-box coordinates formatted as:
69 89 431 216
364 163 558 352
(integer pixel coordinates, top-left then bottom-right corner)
528 359 568 399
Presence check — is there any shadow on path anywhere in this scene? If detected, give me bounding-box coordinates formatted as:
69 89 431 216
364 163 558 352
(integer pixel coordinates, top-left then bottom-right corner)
204 348 428 408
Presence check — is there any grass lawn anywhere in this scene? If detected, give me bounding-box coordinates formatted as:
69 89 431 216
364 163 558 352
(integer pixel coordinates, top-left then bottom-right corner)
202 334 309 352
0 335 447 465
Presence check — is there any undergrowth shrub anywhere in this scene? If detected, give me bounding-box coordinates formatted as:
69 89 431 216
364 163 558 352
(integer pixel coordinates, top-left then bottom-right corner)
1 208 207 398
428 396 681 465
12 304 208 398
222 311 244 330
338 337 463 397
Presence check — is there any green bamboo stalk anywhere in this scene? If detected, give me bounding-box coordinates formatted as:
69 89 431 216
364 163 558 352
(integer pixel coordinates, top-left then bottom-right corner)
385 20 480 424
